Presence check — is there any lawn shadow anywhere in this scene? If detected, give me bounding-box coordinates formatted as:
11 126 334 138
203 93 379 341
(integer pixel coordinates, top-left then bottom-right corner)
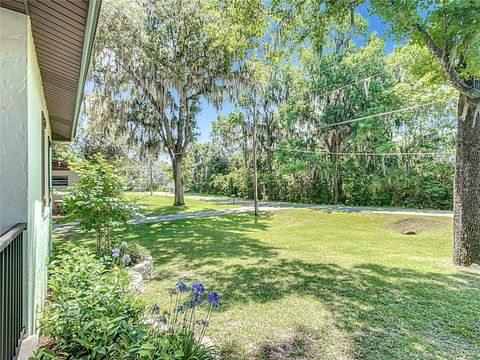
208 259 479 359
113 213 277 271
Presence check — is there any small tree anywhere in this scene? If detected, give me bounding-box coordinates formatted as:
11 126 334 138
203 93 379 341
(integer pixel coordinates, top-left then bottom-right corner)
63 155 137 254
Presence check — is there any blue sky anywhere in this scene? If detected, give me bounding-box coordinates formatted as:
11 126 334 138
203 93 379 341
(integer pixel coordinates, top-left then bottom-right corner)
195 2 397 143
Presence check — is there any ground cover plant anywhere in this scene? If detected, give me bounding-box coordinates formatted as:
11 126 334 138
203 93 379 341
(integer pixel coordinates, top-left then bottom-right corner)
54 209 480 359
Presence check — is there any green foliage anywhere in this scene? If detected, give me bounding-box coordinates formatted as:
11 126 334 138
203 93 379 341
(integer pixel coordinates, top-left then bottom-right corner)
35 243 145 359
34 244 218 360
185 28 456 210
51 141 74 162
63 155 138 254
110 240 150 266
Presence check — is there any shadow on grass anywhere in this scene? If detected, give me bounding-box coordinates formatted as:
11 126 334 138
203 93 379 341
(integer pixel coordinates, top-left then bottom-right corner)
54 213 479 359
56 213 276 269
209 259 479 359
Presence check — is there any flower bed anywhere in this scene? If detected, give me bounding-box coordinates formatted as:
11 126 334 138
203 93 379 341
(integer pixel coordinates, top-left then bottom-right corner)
33 243 221 360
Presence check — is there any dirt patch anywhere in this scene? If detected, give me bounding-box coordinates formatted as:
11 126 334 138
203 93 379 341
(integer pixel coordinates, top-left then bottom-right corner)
256 325 318 360
391 218 440 235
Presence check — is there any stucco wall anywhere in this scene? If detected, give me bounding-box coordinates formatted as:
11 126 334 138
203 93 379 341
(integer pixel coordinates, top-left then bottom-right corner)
0 8 28 235
26 16 52 336
0 7 53 336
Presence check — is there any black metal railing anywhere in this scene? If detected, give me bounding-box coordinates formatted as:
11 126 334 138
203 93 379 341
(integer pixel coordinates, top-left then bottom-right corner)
0 223 26 360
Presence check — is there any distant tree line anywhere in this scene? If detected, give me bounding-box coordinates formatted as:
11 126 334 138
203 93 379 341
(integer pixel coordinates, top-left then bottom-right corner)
184 30 457 210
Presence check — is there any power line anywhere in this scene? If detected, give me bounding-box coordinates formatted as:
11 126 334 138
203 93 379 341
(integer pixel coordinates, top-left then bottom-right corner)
314 61 414 100
316 70 387 99
275 147 454 157
319 101 440 130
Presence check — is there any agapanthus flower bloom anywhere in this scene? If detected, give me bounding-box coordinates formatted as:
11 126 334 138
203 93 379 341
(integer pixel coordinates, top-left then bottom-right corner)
123 254 132 264
190 294 202 308
151 304 160 314
207 292 221 308
111 248 121 258
191 282 206 294
175 281 188 293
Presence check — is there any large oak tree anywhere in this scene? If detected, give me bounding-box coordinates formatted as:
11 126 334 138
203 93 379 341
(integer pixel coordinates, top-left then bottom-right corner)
275 0 480 266
90 0 264 205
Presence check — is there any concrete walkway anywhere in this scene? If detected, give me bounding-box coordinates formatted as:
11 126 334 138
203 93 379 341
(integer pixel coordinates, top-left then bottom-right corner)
53 195 452 234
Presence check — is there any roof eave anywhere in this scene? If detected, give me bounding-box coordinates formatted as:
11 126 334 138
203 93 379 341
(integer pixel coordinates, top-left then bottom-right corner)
71 0 102 140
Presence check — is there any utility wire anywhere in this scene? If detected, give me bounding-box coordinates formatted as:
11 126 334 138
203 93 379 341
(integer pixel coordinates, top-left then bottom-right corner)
275 147 454 157
314 61 415 100
316 70 388 99
319 101 440 130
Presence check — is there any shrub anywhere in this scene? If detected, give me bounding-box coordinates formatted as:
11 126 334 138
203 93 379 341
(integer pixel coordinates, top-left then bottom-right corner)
63 155 138 254
36 243 146 359
147 280 221 359
34 244 220 360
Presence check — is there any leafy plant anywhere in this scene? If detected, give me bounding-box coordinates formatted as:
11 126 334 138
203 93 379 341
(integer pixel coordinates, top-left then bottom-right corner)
63 155 138 254
110 240 150 266
147 281 222 359
34 243 145 359
33 244 220 359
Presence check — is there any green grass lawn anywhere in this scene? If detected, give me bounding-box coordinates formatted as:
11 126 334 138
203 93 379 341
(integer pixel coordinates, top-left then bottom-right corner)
54 210 479 359
124 192 240 216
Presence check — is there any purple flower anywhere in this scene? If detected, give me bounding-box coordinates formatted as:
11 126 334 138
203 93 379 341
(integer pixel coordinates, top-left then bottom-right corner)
175 281 188 293
176 306 185 314
189 293 202 308
191 282 206 294
207 292 220 308
123 254 132 264
151 304 160 314
111 248 121 258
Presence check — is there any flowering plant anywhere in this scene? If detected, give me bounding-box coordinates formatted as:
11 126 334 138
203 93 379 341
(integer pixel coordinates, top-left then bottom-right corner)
110 241 133 267
150 281 221 345
109 240 150 267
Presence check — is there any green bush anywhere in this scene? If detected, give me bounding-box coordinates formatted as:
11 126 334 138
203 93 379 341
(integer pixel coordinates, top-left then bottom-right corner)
34 243 218 360
36 243 146 359
63 155 138 254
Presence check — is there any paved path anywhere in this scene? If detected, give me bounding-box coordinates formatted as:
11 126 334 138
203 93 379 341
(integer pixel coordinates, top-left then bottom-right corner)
53 194 452 234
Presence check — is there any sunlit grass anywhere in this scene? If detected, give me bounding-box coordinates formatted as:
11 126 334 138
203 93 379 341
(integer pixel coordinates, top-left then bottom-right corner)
124 192 240 216
54 210 479 359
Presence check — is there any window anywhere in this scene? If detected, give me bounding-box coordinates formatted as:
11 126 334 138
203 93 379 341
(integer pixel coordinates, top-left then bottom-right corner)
52 176 68 187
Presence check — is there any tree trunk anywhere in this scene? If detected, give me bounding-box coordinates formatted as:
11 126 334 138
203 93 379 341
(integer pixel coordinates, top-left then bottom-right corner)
453 94 480 266
172 155 185 206
252 96 259 216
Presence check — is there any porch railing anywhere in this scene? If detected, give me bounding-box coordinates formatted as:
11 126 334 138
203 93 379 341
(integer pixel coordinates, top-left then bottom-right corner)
0 223 27 360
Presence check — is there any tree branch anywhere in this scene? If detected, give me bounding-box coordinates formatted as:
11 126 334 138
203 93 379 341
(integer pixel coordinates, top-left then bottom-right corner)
414 23 480 99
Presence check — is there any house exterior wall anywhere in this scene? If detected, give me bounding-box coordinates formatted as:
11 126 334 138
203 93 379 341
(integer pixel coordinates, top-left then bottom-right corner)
26 15 52 336
0 8 28 235
52 169 80 202
0 7 52 336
